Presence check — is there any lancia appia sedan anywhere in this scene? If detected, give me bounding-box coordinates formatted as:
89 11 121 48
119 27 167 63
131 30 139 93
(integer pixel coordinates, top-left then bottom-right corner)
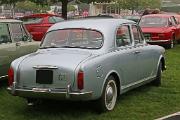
8 18 166 112
0 19 40 80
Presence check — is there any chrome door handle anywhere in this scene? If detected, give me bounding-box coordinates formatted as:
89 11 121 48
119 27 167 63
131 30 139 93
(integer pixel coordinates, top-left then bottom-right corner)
16 42 21 46
133 51 141 54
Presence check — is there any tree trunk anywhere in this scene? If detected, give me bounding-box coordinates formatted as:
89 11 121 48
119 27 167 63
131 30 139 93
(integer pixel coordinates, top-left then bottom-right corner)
61 0 67 19
11 4 15 18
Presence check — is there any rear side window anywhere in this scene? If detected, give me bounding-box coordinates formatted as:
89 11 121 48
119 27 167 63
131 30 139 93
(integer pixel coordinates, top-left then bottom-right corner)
49 16 64 23
21 17 43 24
132 25 144 44
9 23 25 42
0 23 11 44
116 25 131 47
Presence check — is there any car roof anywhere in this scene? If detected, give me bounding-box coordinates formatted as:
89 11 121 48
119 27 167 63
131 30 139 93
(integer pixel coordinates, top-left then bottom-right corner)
48 18 135 32
174 15 180 17
0 19 22 23
142 14 173 18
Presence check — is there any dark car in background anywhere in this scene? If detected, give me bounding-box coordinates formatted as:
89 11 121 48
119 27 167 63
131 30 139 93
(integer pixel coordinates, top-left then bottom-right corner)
139 14 180 48
21 13 64 41
122 15 140 23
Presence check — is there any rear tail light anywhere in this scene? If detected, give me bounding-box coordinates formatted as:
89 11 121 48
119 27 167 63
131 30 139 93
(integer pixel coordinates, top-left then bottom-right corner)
8 67 14 87
158 33 165 38
77 70 84 90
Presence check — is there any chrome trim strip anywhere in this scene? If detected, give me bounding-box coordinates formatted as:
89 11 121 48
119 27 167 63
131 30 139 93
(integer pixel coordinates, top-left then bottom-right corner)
147 40 170 42
33 65 58 69
121 76 156 90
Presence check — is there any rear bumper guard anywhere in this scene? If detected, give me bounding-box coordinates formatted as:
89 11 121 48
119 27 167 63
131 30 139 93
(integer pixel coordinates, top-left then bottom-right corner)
7 82 93 100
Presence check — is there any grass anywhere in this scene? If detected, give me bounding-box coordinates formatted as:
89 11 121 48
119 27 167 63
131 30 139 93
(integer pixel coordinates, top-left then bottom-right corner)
1 45 180 120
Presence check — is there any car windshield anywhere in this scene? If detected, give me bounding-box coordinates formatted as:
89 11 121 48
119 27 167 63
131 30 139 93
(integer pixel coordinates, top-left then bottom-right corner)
139 17 168 27
21 17 43 24
0 23 11 43
41 28 103 49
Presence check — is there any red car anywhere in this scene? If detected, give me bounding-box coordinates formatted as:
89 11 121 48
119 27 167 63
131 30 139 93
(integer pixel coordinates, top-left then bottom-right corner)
139 14 180 48
21 13 64 41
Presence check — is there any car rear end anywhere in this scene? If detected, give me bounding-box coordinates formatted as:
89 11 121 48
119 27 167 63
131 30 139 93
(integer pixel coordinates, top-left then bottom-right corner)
7 50 93 101
139 15 173 46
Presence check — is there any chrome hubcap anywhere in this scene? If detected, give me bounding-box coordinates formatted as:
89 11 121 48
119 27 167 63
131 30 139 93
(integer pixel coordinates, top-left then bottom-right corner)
105 80 117 110
106 85 113 103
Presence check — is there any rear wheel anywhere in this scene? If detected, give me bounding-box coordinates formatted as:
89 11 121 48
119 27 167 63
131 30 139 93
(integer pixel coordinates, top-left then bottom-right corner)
152 62 162 86
96 76 117 112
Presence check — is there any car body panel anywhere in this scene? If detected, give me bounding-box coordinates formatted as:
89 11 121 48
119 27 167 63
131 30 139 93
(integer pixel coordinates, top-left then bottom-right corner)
8 19 165 101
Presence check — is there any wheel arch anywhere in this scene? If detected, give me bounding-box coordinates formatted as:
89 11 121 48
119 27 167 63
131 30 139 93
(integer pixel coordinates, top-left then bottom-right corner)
102 70 121 97
158 55 166 72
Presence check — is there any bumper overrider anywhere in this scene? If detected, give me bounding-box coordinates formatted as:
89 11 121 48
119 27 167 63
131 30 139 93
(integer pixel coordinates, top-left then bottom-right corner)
7 82 93 100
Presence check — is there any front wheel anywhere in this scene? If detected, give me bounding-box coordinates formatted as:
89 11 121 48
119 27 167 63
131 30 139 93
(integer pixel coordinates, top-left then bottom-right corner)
96 76 117 112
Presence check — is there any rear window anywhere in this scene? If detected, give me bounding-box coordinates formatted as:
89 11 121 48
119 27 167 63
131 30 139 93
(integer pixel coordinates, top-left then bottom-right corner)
139 17 168 27
41 28 103 49
21 17 43 24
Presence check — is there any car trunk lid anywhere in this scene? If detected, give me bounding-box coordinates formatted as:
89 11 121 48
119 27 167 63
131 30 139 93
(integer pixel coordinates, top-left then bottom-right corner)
17 49 92 89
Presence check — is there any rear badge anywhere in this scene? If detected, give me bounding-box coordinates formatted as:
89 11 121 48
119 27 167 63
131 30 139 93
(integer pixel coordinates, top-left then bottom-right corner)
59 73 67 81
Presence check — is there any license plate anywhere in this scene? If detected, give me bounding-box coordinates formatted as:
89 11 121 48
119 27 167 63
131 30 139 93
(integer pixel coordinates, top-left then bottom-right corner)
36 70 53 84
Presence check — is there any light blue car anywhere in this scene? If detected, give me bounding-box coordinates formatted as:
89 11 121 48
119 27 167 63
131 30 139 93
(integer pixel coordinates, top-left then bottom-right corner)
8 18 166 112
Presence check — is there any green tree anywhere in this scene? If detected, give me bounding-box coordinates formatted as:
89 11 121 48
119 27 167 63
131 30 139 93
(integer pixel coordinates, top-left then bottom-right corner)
78 0 111 4
30 0 74 19
0 0 24 18
67 5 76 12
16 0 49 13
116 0 161 13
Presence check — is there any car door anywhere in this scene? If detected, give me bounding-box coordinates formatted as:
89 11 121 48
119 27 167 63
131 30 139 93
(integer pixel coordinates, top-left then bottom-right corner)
0 23 16 77
171 16 180 40
115 25 139 86
9 23 39 58
131 25 155 81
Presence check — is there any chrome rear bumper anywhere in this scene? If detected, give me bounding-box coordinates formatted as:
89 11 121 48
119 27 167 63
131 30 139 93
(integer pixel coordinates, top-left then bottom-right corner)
7 82 93 100
146 39 170 43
